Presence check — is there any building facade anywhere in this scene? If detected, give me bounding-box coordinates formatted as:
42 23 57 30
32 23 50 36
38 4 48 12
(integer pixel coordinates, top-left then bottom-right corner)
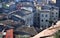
40 6 59 29
40 10 50 29
9 9 34 27
56 0 60 8
56 0 60 18
33 12 40 28
33 5 59 29
51 6 59 22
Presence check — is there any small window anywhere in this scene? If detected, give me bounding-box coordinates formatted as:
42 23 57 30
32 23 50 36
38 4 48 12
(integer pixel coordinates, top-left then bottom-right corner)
52 12 54 14
56 12 57 14
46 20 48 22
56 16 57 17
42 14 44 17
54 18 56 20
45 14 48 17
41 20 43 22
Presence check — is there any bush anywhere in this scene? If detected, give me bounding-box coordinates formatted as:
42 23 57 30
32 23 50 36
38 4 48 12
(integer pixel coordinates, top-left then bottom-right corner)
55 30 60 38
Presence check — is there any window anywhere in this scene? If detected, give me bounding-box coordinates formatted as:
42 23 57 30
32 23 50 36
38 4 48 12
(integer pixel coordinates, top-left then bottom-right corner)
54 18 56 20
56 12 58 14
45 14 48 17
41 20 43 22
56 16 57 17
52 12 54 14
46 20 48 22
41 14 44 17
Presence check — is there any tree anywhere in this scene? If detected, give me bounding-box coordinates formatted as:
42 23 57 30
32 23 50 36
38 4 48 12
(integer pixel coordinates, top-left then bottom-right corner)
55 30 60 38
49 20 53 24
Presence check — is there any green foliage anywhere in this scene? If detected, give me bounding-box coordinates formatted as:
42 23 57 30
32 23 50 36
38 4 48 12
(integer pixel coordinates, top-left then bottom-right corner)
0 0 2 2
54 30 60 38
2 4 9 9
49 20 53 23
49 20 53 25
17 35 30 38
0 34 3 38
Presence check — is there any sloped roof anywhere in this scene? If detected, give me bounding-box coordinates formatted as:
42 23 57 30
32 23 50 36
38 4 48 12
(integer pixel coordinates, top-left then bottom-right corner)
14 31 31 35
12 9 32 17
17 1 34 7
3 20 18 25
15 26 38 36
0 13 7 19
12 10 25 17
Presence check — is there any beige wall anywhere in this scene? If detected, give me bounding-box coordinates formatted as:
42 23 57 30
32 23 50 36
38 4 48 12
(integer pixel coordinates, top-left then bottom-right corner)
52 0 56 3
